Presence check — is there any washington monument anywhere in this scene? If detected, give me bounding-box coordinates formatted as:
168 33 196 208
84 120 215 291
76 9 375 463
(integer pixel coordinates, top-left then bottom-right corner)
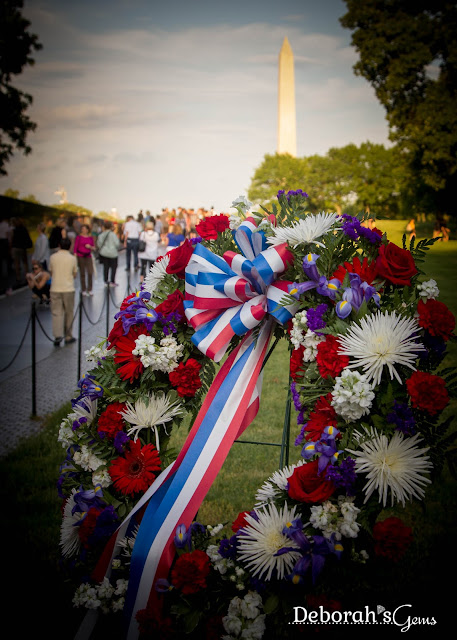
277 37 297 156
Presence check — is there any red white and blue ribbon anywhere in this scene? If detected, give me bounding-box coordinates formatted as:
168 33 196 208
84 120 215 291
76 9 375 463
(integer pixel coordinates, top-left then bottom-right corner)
91 218 298 639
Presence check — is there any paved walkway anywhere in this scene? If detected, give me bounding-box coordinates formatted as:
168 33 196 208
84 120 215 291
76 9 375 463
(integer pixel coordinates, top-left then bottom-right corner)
0 253 144 458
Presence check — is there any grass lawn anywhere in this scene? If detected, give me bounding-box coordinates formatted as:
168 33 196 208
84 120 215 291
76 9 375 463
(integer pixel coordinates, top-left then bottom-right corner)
1 226 456 636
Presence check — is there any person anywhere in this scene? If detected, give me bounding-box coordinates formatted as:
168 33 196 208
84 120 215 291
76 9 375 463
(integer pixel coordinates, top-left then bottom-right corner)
138 221 160 283
167 223 185 249
49 237 77 346
433 217 450 241
405 218 416 239
49 218 66 254
31 222 50 270
26 260 51 304
154 215 163 234
10 217 33 284
73 224 95 296
0 216 12 281
65 216 77 253
123 214 142 270
97 220 120 286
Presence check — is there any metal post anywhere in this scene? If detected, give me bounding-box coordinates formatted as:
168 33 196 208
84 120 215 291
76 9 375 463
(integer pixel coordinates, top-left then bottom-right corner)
77 291 83 381
279 377 292 468
31 302 37 417
106 283 110 336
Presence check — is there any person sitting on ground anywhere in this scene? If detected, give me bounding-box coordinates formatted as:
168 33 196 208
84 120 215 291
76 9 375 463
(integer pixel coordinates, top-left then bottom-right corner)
26 260 51 304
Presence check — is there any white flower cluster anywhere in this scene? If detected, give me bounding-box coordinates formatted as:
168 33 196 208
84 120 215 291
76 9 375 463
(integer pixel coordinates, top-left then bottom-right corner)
84 344 110 364
331 369 375 421
206 545 246 591
132 334 183 373
222 591 266 640
58 397 98 448
309 495 360 540
92 468 112 488
229 196 252 230
207 523 225 537
290 310 324 361
73 444 105 472
417 278 439 300
73 577 128 614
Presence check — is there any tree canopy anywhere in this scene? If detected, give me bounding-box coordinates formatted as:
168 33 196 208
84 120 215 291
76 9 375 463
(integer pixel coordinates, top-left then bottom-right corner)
0 0 42 175
248 143 405 218
340 0 457 216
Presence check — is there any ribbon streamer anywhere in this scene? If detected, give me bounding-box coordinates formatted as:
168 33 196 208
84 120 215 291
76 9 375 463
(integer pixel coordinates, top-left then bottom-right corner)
91 218 298 639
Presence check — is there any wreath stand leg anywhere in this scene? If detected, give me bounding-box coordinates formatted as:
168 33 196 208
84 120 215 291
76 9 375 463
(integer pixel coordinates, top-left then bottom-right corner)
279 376 292 469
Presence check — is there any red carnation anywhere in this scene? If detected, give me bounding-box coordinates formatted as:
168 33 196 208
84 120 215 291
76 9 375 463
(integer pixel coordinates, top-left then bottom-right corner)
304 393 338 442
406 371 449 415
288 459 335 504
376 242 418 286
231 511 250 533
333 255 378 285
290 346 305 380
113 325 148 382
97 402 127 439
109 439 161 496
155 289 185 318
195 214 230 240
372 516 413 562
171 549 211 594
316 335 349 379
169 358 202 397
165 239 194 279
417 298 455 342
78 507 102 548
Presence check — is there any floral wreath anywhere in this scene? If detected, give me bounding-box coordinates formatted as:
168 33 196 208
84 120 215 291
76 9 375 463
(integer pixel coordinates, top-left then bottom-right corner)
58 191 456 639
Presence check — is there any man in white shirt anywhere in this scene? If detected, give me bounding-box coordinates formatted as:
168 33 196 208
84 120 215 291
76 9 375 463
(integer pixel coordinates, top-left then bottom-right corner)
49 237 78 346
123 215 142 271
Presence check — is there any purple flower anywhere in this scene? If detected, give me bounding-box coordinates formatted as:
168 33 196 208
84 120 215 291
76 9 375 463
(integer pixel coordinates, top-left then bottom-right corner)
72 485 105 515
174 524 192 550
387 401 416 435
335 272 380 319
325 456 357 494
301 426 343 473
218 535 238 560
291 382 302 412
306 304 328 334
113 431 130 454
86 505 119 546
155 578 174 593
73 375 103 404
340 215 381 244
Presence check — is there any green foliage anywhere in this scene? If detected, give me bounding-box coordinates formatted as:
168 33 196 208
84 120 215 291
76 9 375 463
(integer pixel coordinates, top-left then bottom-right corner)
340 0 457 216
0 0 42 175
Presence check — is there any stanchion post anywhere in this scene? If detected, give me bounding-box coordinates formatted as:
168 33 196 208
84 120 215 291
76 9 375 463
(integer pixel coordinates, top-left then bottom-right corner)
77 291 83 382
106 284 110 336
31 301 37 417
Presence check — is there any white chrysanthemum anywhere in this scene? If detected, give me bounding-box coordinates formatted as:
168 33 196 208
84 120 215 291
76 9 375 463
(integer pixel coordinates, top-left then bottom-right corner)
121 391 183 446
254 459 305 506
117 525 139 560
347 429 433 507
338 311 424 386
417 278 439 300
237 503 301 581
267 212 339 248
331 369 375 422
143 254 171 296
60 490 85 558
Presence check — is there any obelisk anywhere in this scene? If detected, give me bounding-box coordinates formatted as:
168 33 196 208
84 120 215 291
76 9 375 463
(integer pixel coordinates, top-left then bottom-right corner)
277 37 297 156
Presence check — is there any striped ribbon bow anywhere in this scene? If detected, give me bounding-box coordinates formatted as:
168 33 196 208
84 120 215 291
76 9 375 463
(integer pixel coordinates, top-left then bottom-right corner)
89 218 298 640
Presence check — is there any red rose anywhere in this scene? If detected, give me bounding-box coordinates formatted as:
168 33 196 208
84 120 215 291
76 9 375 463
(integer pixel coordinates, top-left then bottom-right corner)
372 516 413 562
417 298 455 342
316 335 349 379
406 371 449 415
231 510 250 533
169 358 202 397
376 242 418 286
155 289 185 318
333 256 378 285
304 393 338 442
290 346 305 380
171 549 211 594
287 459 335 504
165 239 194 279
97 402 127 439
195 214 229 240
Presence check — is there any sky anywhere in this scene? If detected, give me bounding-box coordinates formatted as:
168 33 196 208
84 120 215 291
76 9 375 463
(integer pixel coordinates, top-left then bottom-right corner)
1 0 391 217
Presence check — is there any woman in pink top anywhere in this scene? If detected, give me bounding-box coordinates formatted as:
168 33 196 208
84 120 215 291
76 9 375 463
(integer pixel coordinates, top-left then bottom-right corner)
73 224 95 295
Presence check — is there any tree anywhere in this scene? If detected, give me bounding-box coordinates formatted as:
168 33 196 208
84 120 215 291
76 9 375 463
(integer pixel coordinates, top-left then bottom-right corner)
248 153 309 205
3 187 19 198
0 0 42 175
340 0 457 216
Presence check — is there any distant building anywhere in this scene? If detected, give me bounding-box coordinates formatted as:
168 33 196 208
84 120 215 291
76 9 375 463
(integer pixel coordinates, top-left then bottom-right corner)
277 37 297 157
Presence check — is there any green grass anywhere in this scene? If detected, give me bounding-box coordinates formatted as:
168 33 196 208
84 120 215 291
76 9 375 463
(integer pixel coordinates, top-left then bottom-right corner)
1 226 456 635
